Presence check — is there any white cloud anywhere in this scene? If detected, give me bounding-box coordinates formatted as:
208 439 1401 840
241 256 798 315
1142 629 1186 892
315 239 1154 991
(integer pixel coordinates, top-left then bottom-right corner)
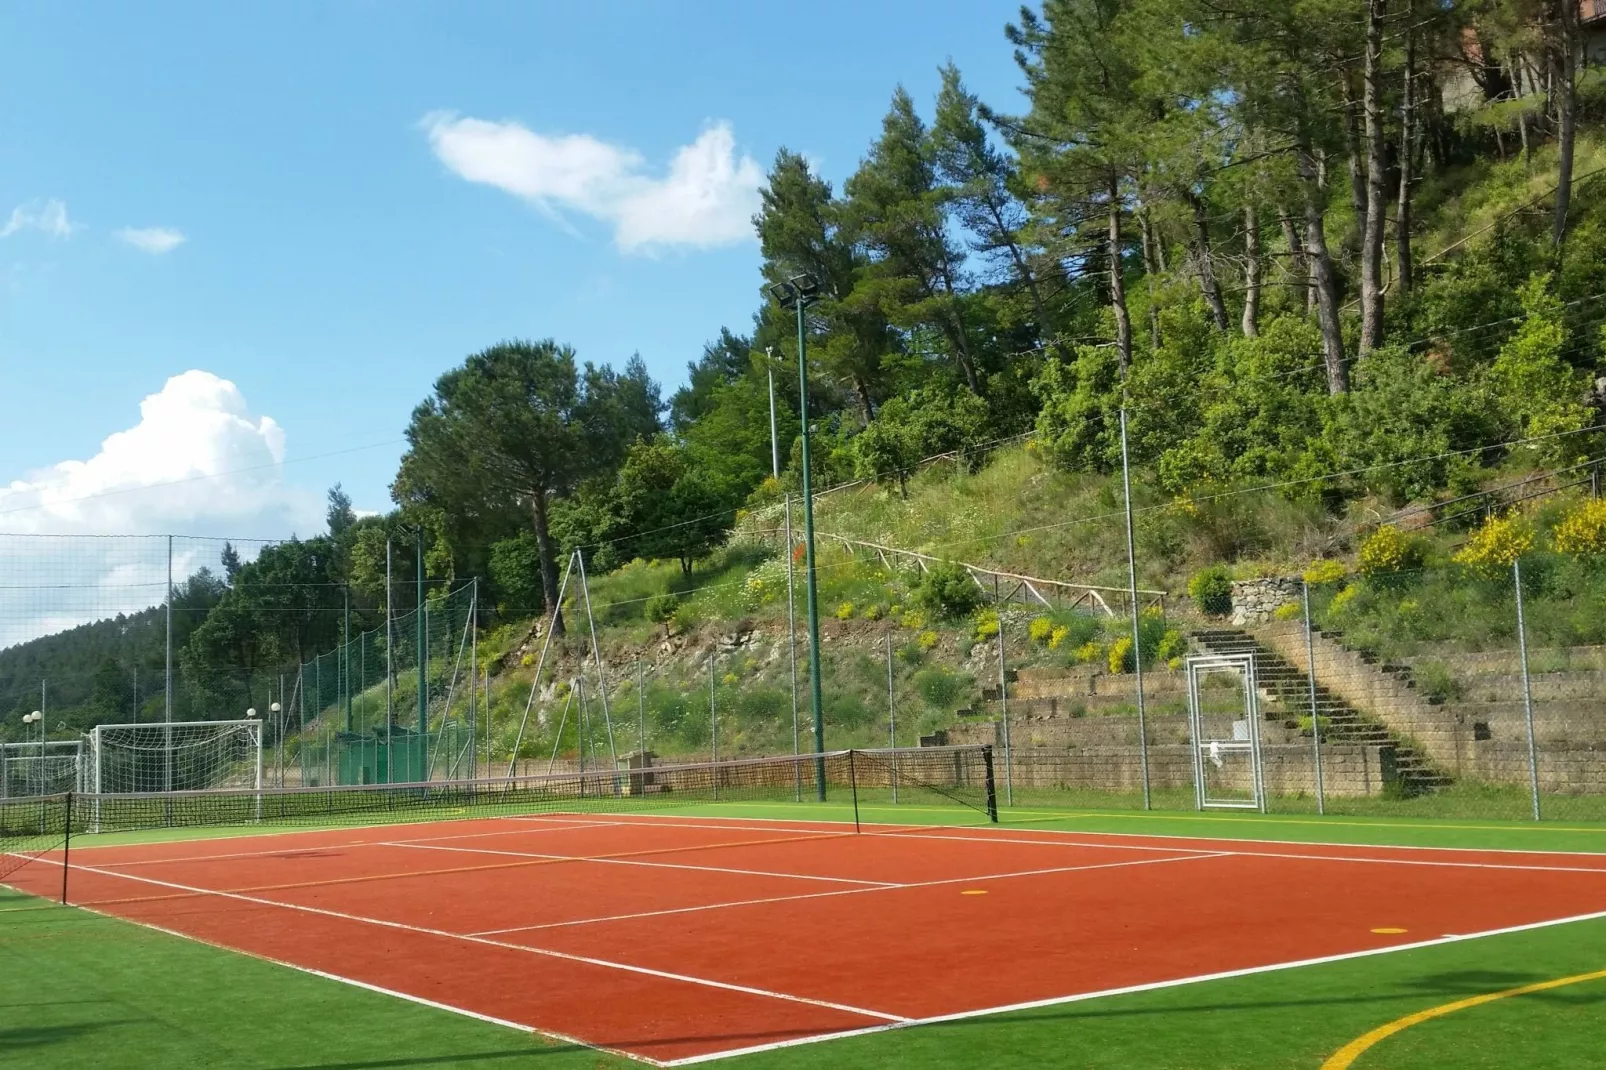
0 198 78 239
0 371 322 648
422 112 763 253
116 226 186 254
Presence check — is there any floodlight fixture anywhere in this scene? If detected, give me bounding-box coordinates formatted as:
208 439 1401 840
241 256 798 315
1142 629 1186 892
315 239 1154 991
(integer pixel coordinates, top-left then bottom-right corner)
246 707 258 719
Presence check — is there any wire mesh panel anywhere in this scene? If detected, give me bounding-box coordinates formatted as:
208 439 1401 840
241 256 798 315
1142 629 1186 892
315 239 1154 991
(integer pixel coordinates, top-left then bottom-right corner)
1 740 82 797
90 720 261 794
0 792 70 884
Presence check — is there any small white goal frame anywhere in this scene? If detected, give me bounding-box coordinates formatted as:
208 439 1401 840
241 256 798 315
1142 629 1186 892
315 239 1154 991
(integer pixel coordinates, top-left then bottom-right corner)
1184 653 1267 813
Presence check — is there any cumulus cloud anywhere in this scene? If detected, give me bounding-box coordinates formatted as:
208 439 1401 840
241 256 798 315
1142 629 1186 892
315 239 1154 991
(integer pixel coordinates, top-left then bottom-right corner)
422 112 763 253
0 371 322 648
0 198 77 239
116 226 186 254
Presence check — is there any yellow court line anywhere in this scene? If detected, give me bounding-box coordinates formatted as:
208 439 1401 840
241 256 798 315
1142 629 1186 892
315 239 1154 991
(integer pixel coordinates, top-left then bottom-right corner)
1321 967 1606 1069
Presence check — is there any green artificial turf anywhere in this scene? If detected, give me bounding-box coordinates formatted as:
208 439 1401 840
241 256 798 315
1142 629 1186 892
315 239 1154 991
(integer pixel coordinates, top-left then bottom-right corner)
5 801 1605 1069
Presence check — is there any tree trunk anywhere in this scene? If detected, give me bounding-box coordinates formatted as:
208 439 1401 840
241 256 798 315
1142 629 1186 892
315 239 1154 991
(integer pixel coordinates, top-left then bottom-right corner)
1279 208 1313 314
1298 150 1348 393
1359 0 1388 354
1513 56 1532 165
1139 205 1161 349
987 198 1051 346
1343 79 1368 248
1553 0 1578 248
529 494 564 636
1108 178 1133 375
1242 204 1261 338
1397 23 1417 295
1189 193 1229 331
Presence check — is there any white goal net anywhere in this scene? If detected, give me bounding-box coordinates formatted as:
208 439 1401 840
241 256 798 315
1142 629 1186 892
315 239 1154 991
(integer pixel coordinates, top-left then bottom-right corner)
0 740 83 798
88 720 262 795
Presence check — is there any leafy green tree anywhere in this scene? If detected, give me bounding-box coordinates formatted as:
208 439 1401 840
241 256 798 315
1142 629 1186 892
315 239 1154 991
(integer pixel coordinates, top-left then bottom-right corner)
326 484 357 538
669 329 753 433
844 88 980 392
395 340 662 630
853 387 991 496
608 439 731 576
488 533 545 617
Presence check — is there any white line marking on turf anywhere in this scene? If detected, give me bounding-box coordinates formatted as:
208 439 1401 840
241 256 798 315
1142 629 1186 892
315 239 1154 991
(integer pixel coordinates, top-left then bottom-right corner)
657 907 1606 1065
380 840 903 887
470 852 1225 936
64 860 909 1025
78 821 632 869
0 875 665 1069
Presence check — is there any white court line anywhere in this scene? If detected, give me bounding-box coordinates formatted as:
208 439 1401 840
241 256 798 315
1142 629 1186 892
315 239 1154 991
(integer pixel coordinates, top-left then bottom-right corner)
891 831 1606 874
64 860 909 1024
0 869 664 1068
82 820 629 869
539 811 1606 866
508 812 846 837
660 906 1606 1066
382 840 903 888
470 852 1225 936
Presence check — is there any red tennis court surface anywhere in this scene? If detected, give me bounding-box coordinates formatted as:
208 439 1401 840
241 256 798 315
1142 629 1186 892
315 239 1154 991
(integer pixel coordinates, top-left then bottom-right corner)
9 814 1606 1065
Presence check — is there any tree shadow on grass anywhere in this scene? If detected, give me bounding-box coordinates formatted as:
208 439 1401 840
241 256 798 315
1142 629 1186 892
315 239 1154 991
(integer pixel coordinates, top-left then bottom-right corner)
0 1022 143 1052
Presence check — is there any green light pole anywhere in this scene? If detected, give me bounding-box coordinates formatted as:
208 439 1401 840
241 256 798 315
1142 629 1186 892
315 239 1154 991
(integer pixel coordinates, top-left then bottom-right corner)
770 274 827 800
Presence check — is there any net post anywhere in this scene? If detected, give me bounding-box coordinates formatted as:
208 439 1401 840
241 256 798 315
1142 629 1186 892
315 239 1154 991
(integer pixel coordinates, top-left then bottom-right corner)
849 750 860 833
982 744 999 823
60 791 71 905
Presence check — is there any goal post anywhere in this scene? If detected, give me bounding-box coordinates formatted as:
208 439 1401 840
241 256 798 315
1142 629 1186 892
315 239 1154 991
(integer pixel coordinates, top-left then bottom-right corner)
88 720 264 796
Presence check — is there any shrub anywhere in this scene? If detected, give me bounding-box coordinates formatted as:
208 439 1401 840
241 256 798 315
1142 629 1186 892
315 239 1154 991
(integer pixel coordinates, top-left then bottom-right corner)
1048 625 1070 649
917 630 940 651
913 561 985 619
1452 513 1533 576
519 653 535 668
1155 629 1187 661
1273 602 1303 621
913 668 963 710
835 601 855 621
862 603 886 621
644 592 680 625
1553 499 1606 556
1358 525 1426 577
973 610 1000 642
1028 616 1055 644
1328 585 1359 617
899 609 926 630
1303 559 1348 585
1074 641 1102 664
1188 566 1234 616
1107 635 1135 673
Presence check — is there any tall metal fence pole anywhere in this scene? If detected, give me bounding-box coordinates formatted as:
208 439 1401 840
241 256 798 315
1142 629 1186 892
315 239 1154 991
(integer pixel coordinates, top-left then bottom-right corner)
709 652 719 801
1302 580 1326 815
996 581 1013 808
784 495 801 801
1119 408 1152 810
1513 557 1543 821
637 658 646 758
164 534 173 794
886 629 898 805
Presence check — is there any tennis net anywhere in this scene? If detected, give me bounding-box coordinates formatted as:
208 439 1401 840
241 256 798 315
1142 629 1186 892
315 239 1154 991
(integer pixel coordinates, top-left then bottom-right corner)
0 792 71 884
76 745 998 837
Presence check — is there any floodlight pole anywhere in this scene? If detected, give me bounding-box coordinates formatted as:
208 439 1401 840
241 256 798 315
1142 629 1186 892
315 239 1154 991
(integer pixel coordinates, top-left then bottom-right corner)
416 527 427 784
792 283 828 801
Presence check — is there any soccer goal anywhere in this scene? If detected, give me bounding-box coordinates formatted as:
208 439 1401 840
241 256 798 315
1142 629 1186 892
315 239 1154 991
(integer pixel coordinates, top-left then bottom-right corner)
0 739 83 798
1184 653 1266 812
87 720 263 795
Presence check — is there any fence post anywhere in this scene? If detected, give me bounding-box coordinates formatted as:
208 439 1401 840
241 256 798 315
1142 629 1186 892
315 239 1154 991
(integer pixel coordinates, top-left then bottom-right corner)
709 653 718 801
849 750 860 833
1302 580 1326 815
886 630 898 805
1513 558 1542 821
996 597 1013 807
60 791 72 905
1119 408 1152 810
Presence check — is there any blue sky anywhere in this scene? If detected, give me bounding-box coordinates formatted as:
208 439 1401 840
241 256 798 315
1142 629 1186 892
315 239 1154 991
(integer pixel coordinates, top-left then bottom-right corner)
0 0 1026 540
